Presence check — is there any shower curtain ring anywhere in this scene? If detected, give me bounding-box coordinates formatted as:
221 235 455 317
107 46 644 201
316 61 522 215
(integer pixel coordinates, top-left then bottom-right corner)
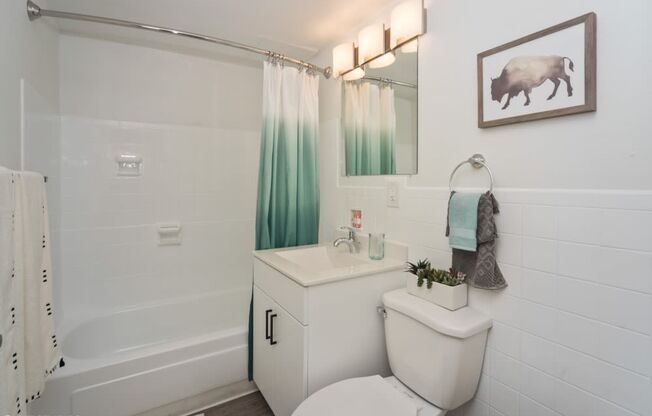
269 51 280 64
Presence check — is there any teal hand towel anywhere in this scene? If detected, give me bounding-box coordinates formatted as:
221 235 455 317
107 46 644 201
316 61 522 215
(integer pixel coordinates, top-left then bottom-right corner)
448 192 482 252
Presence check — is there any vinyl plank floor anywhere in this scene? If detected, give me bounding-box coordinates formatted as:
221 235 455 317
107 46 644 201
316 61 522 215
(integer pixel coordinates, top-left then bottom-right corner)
193 392 273 416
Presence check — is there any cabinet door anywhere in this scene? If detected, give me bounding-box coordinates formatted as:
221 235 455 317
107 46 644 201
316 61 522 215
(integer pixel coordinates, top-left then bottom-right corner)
270 302 307 416
253 285 308 416
253 286 276 409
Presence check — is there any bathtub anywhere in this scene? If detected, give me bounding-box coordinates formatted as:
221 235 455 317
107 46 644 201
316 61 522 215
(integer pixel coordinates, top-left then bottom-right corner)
29 288 254 416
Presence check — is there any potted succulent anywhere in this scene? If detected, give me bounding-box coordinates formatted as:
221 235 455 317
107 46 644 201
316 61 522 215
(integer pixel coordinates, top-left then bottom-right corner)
405 259 468 310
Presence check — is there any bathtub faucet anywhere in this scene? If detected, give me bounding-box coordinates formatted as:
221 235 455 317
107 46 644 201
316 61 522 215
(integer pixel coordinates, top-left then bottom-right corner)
333 226 360 253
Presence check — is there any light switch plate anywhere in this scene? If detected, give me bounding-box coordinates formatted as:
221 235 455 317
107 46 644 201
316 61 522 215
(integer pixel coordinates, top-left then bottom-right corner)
386 181 400 208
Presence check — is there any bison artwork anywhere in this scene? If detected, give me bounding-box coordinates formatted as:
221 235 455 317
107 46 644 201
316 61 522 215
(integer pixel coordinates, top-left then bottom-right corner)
490 55 574 110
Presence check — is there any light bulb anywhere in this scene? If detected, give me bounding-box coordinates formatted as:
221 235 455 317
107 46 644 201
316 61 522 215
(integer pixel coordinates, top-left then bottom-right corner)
400 38 418 53
390 0 423 49
342 67 365 81
332 42 355 77
358 23 386 64
368 51 396 68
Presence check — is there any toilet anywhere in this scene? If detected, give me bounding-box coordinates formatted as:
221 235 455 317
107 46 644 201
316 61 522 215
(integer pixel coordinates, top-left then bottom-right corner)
292 288 492 416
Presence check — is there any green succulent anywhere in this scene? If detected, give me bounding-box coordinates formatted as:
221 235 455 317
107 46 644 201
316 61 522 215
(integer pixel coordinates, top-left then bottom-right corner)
407 259 466 288
417 267 435 288
405 259 431 276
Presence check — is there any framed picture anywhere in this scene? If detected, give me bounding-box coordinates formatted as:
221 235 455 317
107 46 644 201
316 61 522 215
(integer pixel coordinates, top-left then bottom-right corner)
477 13 596 128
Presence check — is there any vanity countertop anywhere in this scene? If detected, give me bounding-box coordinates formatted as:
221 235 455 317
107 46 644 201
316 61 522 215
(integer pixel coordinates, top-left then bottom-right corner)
253 239 407 287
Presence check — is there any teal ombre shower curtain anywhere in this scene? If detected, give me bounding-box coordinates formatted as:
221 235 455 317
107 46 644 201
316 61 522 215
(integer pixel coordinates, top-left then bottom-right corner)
343 82 396 175
379 85 396 174
255 61 320 250
249 61 320 380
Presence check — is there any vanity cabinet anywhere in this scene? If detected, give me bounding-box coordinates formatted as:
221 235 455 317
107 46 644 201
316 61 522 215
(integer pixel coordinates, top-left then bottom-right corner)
252 254 405 416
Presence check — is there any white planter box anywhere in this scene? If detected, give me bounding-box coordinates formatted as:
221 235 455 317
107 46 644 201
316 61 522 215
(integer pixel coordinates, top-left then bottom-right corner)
406 277 468 311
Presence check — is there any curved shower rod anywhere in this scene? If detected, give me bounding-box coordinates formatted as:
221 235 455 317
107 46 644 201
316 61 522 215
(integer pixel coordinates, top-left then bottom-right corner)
26 0 333 78
361 76 416 89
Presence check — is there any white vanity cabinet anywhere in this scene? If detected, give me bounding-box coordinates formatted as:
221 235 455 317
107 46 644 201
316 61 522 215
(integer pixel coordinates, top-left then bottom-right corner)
252 242 407 416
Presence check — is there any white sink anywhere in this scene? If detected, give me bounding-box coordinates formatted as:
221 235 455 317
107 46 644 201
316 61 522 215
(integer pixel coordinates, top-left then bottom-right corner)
276 245 368 271
253 240 407 287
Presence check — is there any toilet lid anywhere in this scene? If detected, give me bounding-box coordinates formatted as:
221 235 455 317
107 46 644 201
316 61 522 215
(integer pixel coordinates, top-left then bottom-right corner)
292 375 417 416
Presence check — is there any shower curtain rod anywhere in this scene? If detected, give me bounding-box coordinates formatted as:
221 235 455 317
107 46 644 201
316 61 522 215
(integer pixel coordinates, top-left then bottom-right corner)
362 76 416 89
26 0 333 78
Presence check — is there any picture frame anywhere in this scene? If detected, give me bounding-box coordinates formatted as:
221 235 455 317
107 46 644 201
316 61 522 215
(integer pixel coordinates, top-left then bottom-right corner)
477 13 596 128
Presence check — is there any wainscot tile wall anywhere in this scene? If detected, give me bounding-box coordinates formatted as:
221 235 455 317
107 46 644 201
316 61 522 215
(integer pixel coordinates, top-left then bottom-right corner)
329 184 652 416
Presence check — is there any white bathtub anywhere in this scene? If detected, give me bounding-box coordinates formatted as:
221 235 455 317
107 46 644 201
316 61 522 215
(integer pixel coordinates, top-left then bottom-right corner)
29 288 254 416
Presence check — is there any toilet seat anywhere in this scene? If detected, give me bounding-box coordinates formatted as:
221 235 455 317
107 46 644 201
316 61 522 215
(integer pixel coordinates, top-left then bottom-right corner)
292 375 446 416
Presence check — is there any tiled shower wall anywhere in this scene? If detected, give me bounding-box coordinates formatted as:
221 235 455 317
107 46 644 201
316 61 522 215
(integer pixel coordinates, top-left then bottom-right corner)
329 182 652 416
58 35 262 320
60 118 259 317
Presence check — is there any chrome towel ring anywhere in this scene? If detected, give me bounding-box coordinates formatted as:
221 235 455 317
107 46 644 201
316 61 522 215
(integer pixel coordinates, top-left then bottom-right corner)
449 154 494 192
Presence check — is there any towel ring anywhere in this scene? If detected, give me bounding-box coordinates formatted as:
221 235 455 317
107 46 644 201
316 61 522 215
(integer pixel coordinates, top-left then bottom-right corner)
449 154 494 192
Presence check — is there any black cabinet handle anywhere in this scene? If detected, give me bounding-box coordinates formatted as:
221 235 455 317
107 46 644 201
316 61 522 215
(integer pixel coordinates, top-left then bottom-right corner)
265 309 272 340
270 313 278 345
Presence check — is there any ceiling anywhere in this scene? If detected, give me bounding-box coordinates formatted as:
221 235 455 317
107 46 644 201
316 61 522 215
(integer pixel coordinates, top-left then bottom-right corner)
43 0 402 65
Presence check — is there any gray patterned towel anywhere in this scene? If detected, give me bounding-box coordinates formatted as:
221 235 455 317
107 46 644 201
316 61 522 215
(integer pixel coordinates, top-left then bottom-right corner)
446 191 507 290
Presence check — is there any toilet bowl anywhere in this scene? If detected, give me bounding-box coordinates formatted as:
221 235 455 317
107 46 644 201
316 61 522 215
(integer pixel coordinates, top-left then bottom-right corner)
292 288 492 416
292 375 445 416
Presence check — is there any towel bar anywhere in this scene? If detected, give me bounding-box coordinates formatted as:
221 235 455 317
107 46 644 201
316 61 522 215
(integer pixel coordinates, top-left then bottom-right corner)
449 154 494 192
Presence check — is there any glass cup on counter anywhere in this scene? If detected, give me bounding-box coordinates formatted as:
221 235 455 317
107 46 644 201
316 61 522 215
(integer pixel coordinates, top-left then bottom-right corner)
368 233 385 260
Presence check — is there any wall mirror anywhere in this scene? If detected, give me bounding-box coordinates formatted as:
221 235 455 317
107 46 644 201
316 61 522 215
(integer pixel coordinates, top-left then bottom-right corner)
342 47 418 176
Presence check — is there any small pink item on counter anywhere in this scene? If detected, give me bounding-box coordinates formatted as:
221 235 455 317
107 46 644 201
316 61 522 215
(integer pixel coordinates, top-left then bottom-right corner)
351 209 362 229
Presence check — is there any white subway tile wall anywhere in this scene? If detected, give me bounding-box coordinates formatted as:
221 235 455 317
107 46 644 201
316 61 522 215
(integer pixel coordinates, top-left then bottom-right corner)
330 184 652 416
58 35 262 320
60 117 259 317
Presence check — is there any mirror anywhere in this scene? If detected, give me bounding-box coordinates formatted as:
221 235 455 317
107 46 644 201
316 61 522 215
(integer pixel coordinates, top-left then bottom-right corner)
342 47 417 176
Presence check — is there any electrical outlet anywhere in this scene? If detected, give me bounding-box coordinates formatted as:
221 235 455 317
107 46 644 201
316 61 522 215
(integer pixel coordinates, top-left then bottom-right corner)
386 181 400 208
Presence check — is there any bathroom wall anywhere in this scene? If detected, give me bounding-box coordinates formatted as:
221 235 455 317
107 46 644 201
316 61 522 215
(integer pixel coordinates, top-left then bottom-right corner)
0 0 60 171
58 35 262 320
316 0 652 415
0 0 62 313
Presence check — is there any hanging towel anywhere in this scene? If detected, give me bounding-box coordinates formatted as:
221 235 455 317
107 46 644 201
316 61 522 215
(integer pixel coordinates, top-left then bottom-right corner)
446 192 507 290
0 170 63 416
0 168 17 416
447 192 483 251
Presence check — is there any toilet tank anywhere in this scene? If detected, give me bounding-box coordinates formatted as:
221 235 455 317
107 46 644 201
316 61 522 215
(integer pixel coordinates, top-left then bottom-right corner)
382 289 492 410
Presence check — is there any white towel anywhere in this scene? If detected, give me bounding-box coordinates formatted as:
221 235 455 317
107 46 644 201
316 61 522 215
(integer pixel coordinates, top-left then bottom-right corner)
0 169 62 416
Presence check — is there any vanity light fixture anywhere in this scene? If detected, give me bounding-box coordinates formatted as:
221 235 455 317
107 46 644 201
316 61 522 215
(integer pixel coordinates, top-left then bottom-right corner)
332 42 355 77
357 23 384 63
390 0 424 52
358 23 395 69
331 0 424 79
400 38 418 53
333 42 365 80
368 51 395 68
342 67 365 81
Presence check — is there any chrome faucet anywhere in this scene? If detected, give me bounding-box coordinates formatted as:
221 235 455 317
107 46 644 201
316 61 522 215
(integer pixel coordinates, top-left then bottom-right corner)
333 226 360 253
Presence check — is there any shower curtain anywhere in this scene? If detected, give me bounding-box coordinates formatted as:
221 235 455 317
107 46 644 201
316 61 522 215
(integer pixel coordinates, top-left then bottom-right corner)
249 61 320 380
343 82 396 175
